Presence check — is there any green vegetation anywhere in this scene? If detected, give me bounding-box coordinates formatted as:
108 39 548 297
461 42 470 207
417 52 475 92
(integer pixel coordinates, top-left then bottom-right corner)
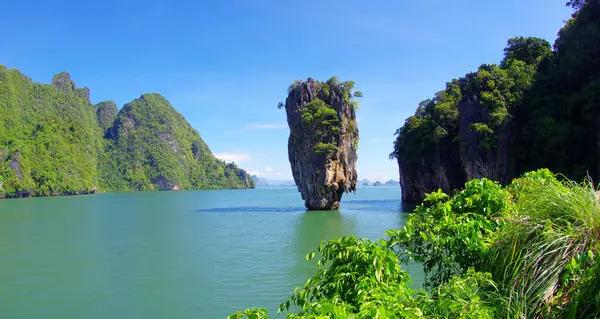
101 93 254 191
95 100 118 133
515 0 600 180
300 97 340 155
230 169 600 318
0 66 102 197
284 77 361 156
391 0 600 187
390 36 550 168
0 68 254 198
226 3 600 316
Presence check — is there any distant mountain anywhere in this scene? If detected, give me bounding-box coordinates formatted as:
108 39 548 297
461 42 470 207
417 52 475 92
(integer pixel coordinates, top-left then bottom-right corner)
359 179 397 187
384 180 399 186
102 93 255 191
251 175 296 187
0 69 102 197
0 66 254 198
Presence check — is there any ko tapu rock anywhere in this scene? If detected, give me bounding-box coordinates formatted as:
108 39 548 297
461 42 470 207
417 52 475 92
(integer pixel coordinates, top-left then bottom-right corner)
282 77 361 210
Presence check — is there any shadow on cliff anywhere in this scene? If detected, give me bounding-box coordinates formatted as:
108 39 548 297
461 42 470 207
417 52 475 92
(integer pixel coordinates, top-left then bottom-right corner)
342 199 416 213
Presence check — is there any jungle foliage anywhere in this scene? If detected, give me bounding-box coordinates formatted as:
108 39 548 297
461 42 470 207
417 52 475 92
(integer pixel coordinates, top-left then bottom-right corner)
229 3 600 316
230 168 600 318
0 66 102 197
101 93 254 191
284 77 361 156
0 68 254 198
391 0 600 185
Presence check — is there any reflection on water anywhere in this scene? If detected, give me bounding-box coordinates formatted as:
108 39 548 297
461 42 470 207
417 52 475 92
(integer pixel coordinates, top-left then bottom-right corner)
196 206 302 213
293 210 352 254
400 201 418 213
289 210 356 281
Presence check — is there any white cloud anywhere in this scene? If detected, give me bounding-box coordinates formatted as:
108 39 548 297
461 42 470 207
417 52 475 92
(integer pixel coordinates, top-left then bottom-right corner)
224 123 287 135
213 153 251 163
249 166 285 179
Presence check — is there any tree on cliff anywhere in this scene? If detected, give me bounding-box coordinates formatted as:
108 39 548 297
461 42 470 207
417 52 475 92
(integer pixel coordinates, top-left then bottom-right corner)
390 36 551 201
282 77 361 210
0 67 102 197
230 169 600 318
391 0 599 202
0 67 255 199
101 93 255 191
515 0 600 182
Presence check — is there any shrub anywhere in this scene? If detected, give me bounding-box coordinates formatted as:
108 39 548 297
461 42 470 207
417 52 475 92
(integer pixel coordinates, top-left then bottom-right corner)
387 178 510 287
230 169 600 318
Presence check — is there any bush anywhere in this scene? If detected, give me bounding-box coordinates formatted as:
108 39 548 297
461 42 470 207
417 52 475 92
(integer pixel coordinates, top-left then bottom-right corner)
230 169 600 318
387 178 510 287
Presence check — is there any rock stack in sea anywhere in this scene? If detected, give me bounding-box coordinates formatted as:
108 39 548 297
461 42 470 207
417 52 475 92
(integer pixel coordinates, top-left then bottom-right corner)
283 77 360 210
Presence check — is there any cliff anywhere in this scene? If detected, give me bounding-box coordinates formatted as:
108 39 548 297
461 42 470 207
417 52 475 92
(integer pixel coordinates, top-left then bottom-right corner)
514 0 600 182
101 93 255 191
0 67 254 199
457 84 513 185
392 1 600 202
392 39 549 202
283 77 360 210
95 100 118 133
0 67 102 198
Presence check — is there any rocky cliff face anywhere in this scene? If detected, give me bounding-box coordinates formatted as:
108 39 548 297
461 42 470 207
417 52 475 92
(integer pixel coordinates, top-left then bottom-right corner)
101 93 255 191
284 78 359 210
228 163 255 189
393 37 554 202
395 93 515 203
0 67 101 198
51 72 91 104
0 65 255 199
458 96 513 185
95 101 118 133
397 137 465 203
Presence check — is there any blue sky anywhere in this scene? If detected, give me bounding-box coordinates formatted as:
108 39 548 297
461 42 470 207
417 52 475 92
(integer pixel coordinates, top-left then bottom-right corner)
1 0 573 182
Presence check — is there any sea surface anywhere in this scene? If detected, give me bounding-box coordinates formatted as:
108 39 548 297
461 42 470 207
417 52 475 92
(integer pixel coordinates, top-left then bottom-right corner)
0 187 423 318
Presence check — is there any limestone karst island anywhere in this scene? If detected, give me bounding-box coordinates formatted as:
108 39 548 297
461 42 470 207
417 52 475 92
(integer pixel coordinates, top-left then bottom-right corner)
0 69 254 198
1 1 600 318
283 77 360 210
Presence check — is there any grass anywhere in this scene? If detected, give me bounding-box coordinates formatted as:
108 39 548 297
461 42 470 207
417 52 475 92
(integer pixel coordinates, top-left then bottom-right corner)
485 174 600 317
229 169 600 318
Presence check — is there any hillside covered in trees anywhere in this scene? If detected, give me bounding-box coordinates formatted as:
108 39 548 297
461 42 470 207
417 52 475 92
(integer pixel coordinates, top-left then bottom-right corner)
391 0 600 202
0 67 254 198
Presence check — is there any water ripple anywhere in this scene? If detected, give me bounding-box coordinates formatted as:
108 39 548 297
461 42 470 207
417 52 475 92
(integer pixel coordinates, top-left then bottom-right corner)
195 206 304 213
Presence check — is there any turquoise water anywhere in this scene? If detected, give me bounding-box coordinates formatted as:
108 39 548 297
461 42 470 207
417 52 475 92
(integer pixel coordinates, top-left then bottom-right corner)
0 187 422 318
